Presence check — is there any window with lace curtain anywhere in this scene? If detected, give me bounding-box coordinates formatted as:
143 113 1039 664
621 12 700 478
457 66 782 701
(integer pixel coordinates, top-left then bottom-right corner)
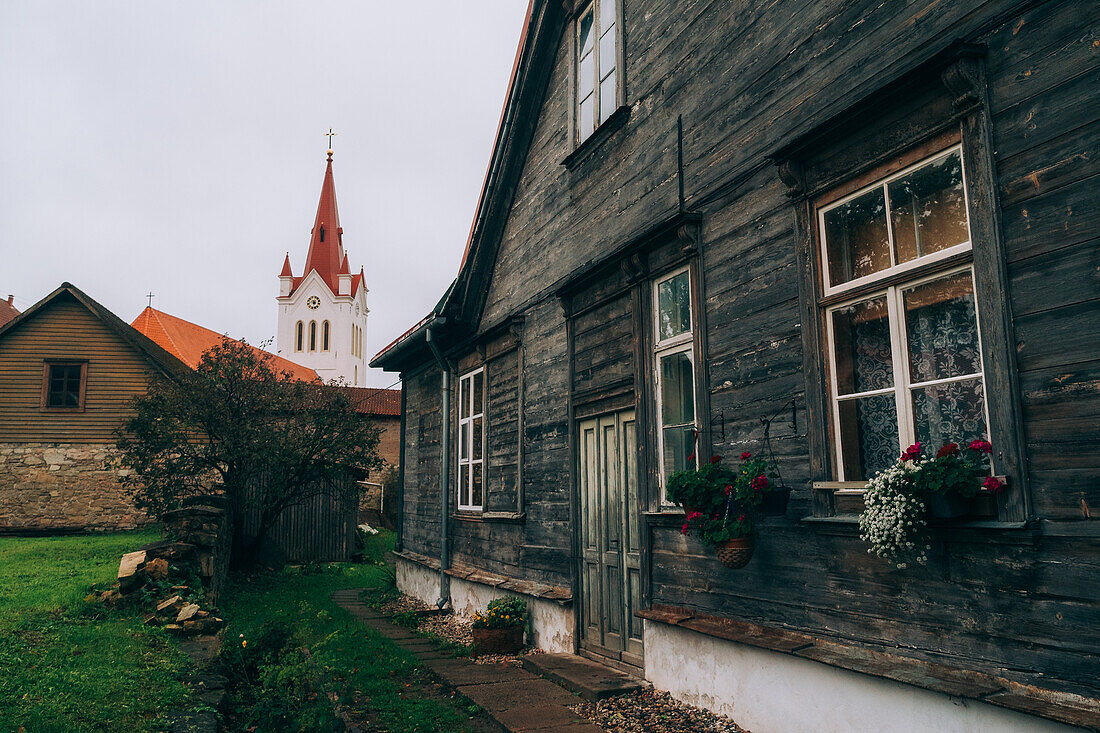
818 145 989 481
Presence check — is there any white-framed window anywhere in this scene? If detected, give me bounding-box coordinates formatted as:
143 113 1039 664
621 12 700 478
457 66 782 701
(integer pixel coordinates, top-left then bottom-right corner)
457 367 486 511
295 321 303 352
575 0 619 144
309 320 317 352
653 266 697 501
322 320 330 351
819 145 989 480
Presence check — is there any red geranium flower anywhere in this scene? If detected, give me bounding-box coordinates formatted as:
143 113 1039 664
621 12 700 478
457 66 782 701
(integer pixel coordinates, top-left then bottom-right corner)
723 485 732 497
738 514 746 522
968 439 993 454
680 523 689 534
710 455 722 464
686 511 702 521
750 475 769 492
982 476 1005 494
900 443 922 462
936 443 960 458
740 451 752 460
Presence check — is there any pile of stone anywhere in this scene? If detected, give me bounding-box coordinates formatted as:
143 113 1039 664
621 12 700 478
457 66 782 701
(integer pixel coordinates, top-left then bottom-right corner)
94 546 226 636
92 500 233 639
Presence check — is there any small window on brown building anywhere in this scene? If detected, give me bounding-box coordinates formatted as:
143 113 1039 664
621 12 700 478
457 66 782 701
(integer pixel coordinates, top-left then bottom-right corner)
42 361 87 410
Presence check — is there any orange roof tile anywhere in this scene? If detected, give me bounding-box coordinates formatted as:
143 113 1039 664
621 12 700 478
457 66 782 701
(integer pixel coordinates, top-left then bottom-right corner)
131 307 318 382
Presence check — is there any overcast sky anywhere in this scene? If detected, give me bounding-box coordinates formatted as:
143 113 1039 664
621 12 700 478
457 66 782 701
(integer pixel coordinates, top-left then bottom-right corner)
0 2 529 387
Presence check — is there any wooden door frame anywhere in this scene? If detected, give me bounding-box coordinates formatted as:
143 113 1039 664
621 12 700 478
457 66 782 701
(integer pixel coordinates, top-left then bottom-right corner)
574 407 643 668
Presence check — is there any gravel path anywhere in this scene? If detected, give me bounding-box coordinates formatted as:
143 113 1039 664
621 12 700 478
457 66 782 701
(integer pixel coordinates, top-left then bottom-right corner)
571 688 748 733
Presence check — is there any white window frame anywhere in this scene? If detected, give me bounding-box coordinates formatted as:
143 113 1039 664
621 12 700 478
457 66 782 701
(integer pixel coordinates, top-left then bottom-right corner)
652 266 698 503
457 367 486 512
574 0 621 145
819 146 991 480
818 145 973 299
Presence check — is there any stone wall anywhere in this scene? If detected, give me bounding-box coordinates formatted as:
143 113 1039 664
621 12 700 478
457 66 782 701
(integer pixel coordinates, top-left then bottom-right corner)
0 442 150 531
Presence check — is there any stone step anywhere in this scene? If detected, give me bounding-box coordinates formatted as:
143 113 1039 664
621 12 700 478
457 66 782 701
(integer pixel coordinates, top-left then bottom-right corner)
521 652 644 702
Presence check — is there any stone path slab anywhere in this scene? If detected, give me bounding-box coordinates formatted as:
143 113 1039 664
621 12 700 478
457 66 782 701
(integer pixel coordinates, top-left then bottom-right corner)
331 588 604 733
522 653 644 702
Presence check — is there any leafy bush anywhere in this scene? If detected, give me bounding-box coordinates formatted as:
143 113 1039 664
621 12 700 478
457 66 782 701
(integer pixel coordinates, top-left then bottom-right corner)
473 596 526 629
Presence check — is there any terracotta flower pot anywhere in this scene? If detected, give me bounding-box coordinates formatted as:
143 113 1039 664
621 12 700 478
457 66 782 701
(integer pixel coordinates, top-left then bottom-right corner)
472 625 524 655
926 492 969 519
715 536 755 569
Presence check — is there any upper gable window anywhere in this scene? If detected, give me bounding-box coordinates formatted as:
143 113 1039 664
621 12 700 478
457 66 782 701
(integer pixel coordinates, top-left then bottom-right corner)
42 361 87 411
575 0 619 144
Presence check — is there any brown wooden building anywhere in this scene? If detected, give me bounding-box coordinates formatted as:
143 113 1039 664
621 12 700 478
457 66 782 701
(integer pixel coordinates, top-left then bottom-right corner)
0 283 189 531
373 1 1099 730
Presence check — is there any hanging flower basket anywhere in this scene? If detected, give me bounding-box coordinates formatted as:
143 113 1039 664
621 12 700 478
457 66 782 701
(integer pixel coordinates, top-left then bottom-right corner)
715 537 755 569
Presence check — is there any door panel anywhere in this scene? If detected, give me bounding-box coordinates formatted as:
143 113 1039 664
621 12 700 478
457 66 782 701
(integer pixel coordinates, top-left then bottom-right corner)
578 410 642 665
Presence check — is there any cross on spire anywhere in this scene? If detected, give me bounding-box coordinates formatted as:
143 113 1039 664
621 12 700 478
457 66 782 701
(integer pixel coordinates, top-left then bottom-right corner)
324 127 337 148
146 292 155 308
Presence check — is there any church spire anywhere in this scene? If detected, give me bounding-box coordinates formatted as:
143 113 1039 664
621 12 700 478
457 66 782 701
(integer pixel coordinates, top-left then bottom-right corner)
301 150 345 295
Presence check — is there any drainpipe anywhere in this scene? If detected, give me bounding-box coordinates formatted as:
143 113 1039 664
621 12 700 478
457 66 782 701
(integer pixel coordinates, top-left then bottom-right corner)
425 321 452 609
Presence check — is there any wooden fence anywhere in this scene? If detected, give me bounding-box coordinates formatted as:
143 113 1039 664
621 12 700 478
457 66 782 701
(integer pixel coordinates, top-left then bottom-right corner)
241 472 360 562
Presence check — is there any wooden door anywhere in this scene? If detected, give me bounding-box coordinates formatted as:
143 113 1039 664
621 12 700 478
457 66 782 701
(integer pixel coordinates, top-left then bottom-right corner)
578 410 643 667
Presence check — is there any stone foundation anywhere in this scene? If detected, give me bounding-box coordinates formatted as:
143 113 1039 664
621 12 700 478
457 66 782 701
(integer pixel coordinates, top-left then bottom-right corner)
396 555 574 654
0 443 150 531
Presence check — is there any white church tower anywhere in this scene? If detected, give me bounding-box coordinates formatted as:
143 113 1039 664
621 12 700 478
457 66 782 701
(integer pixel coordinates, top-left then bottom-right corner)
276 148 369 384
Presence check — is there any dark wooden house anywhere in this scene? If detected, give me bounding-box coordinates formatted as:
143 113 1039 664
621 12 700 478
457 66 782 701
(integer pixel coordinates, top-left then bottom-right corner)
372 1 1099 730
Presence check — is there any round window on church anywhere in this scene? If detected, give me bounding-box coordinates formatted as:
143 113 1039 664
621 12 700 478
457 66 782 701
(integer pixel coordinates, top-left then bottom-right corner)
306 296 321 310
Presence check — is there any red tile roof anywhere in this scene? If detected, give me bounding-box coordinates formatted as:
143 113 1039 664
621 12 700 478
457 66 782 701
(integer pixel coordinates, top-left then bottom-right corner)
0 295 19 328
341 386 402 417
131 307 319 382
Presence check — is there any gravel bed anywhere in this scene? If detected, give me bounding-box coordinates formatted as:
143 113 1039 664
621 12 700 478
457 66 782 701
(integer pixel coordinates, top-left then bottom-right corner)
370 591 536 664
571 688 748 733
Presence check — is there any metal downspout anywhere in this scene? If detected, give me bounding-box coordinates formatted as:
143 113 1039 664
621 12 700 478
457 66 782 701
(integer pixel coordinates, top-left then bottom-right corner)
426 323 452 609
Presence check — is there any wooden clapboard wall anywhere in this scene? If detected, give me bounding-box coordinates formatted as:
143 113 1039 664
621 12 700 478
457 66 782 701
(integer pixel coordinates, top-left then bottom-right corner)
0 295 157 442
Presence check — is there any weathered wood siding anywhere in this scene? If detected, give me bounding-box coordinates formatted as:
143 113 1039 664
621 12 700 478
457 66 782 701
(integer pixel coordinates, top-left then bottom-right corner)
0 294 156 442
398 0 1098 698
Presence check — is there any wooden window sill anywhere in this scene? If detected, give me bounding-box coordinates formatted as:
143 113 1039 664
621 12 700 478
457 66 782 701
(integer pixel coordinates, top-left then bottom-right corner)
451 511 526 524
635 604 1099 729
562 105 631 171
801 514 1030 531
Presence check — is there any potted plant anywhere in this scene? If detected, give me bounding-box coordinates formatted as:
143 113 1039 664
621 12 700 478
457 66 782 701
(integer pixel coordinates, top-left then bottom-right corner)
666 456 730 517
471 596 526 654
907 440 999 519
736 451 790 516
859 440 1005 568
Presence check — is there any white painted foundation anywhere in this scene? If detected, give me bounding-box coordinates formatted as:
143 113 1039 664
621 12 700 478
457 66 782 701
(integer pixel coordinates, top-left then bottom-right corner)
644 621 1081 733
395 556 574 653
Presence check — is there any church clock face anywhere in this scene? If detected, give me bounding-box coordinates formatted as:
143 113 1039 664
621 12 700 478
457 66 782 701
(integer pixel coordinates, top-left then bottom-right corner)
306 296 321 310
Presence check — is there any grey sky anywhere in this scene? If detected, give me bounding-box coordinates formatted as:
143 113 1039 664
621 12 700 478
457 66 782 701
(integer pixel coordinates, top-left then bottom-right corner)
0 1 529 387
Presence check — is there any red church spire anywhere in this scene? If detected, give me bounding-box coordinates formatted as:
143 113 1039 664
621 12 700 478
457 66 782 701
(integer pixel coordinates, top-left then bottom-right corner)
279 252 293 277
339 252 350 275
301 150 345 294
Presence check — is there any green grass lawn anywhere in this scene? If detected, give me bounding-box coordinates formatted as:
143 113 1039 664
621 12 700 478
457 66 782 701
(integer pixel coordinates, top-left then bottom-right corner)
0 528 195 733
219 531 485 732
